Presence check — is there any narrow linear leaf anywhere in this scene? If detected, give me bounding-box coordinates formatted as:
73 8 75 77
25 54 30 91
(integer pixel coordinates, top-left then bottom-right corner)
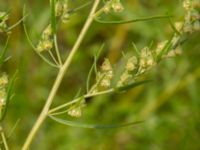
95 15 172 24
49 115 143 129
7 119 21 138
115 80 152 92
156 35 174 62
6 14 28 32
73 88 82 99
23 5 59 68
0 36 10 65
68 1 92 14
132 42 140 56
50 0 56 33
167 15 181 35
86 43 105 92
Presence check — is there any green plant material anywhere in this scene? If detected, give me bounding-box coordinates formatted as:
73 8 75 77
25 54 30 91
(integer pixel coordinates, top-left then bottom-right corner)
95 15 172 24
132 42 140 56
7 119 20 138
86 43 105 92
115 80 152 92
50 0 57 34
23 6 59 68
0 36 9 65
49 115 143 129
68 1 92 14
156 36 174 62
6 14 28 32
0 71 18 121
167 15 181 35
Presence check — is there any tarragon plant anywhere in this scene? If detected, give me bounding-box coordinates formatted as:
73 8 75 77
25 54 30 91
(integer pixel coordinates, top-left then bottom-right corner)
0 0 200 149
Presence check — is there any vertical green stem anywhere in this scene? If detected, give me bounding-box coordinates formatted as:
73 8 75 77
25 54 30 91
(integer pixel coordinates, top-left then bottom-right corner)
22 0 100 149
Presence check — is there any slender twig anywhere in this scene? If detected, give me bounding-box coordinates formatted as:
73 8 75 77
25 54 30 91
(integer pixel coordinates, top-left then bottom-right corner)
48 50 60 66
22 1 101 149
6 14 28 32
0 127 9 150
49 88 114 114
23 6 59 68
53 35 62 66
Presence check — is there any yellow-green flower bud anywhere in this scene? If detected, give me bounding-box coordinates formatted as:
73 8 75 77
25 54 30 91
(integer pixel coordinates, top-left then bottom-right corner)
175 22 184 32
183 0 192 11
68 107 82 118
112 2 124 13
0 89 6 110
101 78 111 88
125 56 137 71
101 58 112 72
103 5 111 13
42 25 52 40
117 71 132 87
0 73 8 87
193 20 200 31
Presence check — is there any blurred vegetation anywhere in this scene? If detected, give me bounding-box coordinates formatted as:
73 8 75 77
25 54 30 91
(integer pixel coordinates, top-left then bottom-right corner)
0 0 200 149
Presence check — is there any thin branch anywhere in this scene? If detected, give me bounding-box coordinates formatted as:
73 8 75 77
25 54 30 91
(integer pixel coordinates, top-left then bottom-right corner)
49 89 114 114
22 1 101 149
0 127 9 150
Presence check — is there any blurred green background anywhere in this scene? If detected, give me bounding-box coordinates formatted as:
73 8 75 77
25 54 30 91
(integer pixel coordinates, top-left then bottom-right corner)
1 0 200 149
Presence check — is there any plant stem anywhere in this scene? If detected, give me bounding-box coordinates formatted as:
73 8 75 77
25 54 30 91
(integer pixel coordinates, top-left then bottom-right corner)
22 0 100 149
53 35 63 66
0 127 9 150
49 88 114 114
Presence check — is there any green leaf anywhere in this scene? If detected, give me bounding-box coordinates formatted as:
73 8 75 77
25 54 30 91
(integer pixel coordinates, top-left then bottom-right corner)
167 15 181 35
86 43 104 92
156 36 173 62
23 5 59 68
68 1 92 14
0 36 9 65
95 15 172 24
50 0 56 34
132 42 140 56
115 80 152 92
49 115 143 129
7 119 20 138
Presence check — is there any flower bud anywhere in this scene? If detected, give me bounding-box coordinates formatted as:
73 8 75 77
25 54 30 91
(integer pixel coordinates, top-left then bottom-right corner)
125 56 137 71
112 2 124 13
193 20 200 31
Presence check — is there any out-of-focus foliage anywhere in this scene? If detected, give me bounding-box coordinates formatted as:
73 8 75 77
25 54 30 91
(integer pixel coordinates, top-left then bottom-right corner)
0 0 200 149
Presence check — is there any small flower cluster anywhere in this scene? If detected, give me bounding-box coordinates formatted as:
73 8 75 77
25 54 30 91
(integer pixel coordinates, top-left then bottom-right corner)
183 0 200 33
36 24 53 52
103 0 124 13
68 98 85 118
117 56 137 87
0 11 9 32
97 58 113 89
0 73 8 118
55 0 69 23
